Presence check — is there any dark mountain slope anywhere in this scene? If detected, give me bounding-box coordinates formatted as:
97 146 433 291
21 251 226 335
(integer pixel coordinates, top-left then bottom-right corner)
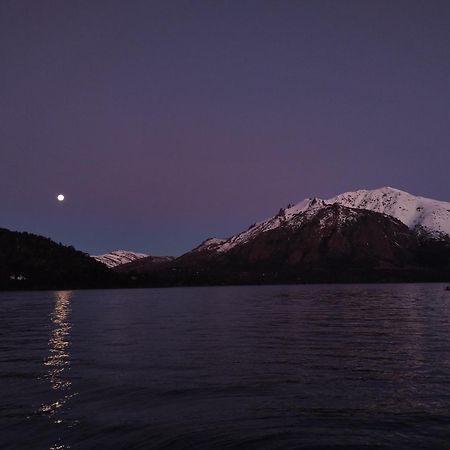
115 255 176 274
0 228 120 290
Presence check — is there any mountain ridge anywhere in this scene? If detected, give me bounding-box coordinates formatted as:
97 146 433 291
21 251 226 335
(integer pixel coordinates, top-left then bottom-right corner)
192 187 450 255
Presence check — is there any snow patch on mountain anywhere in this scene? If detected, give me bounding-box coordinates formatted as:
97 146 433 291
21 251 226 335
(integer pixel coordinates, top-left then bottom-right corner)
328 187 450 239
192 238 227 253
93 250 149 268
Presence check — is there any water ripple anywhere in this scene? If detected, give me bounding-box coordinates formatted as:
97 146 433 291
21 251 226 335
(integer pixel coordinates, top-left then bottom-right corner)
1 284 450 449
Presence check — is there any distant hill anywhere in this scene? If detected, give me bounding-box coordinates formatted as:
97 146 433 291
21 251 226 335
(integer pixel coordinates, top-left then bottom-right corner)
92 250 150 268
0 228 120 290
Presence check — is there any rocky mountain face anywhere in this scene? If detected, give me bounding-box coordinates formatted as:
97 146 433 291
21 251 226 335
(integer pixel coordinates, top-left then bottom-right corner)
213 204 418 269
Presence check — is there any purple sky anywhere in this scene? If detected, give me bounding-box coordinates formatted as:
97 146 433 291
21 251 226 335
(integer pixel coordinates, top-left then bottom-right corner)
1 1 449 256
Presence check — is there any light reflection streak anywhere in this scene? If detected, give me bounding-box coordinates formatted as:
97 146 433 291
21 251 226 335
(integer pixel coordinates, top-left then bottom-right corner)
39 291 77 449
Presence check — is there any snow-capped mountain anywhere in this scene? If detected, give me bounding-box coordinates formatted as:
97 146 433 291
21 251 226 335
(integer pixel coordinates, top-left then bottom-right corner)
136 202 430 285
93 250 149 268
118 187 450 285
192 187 450 255
328 187 450 239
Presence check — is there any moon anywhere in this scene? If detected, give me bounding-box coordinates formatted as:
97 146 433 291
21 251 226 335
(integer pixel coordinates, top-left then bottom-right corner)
57 194 65 202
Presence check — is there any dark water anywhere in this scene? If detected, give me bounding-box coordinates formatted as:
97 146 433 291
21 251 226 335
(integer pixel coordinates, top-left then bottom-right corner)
1 285 450 449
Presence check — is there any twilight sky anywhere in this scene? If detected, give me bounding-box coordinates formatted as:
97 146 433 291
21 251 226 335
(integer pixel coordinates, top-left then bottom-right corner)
1 0 449 256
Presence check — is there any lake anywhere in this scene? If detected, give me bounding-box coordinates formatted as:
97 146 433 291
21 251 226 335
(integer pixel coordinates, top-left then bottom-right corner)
1 284 450 449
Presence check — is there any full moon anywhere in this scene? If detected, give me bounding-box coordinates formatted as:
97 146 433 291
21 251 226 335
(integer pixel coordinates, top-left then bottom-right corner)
57 194 65 202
